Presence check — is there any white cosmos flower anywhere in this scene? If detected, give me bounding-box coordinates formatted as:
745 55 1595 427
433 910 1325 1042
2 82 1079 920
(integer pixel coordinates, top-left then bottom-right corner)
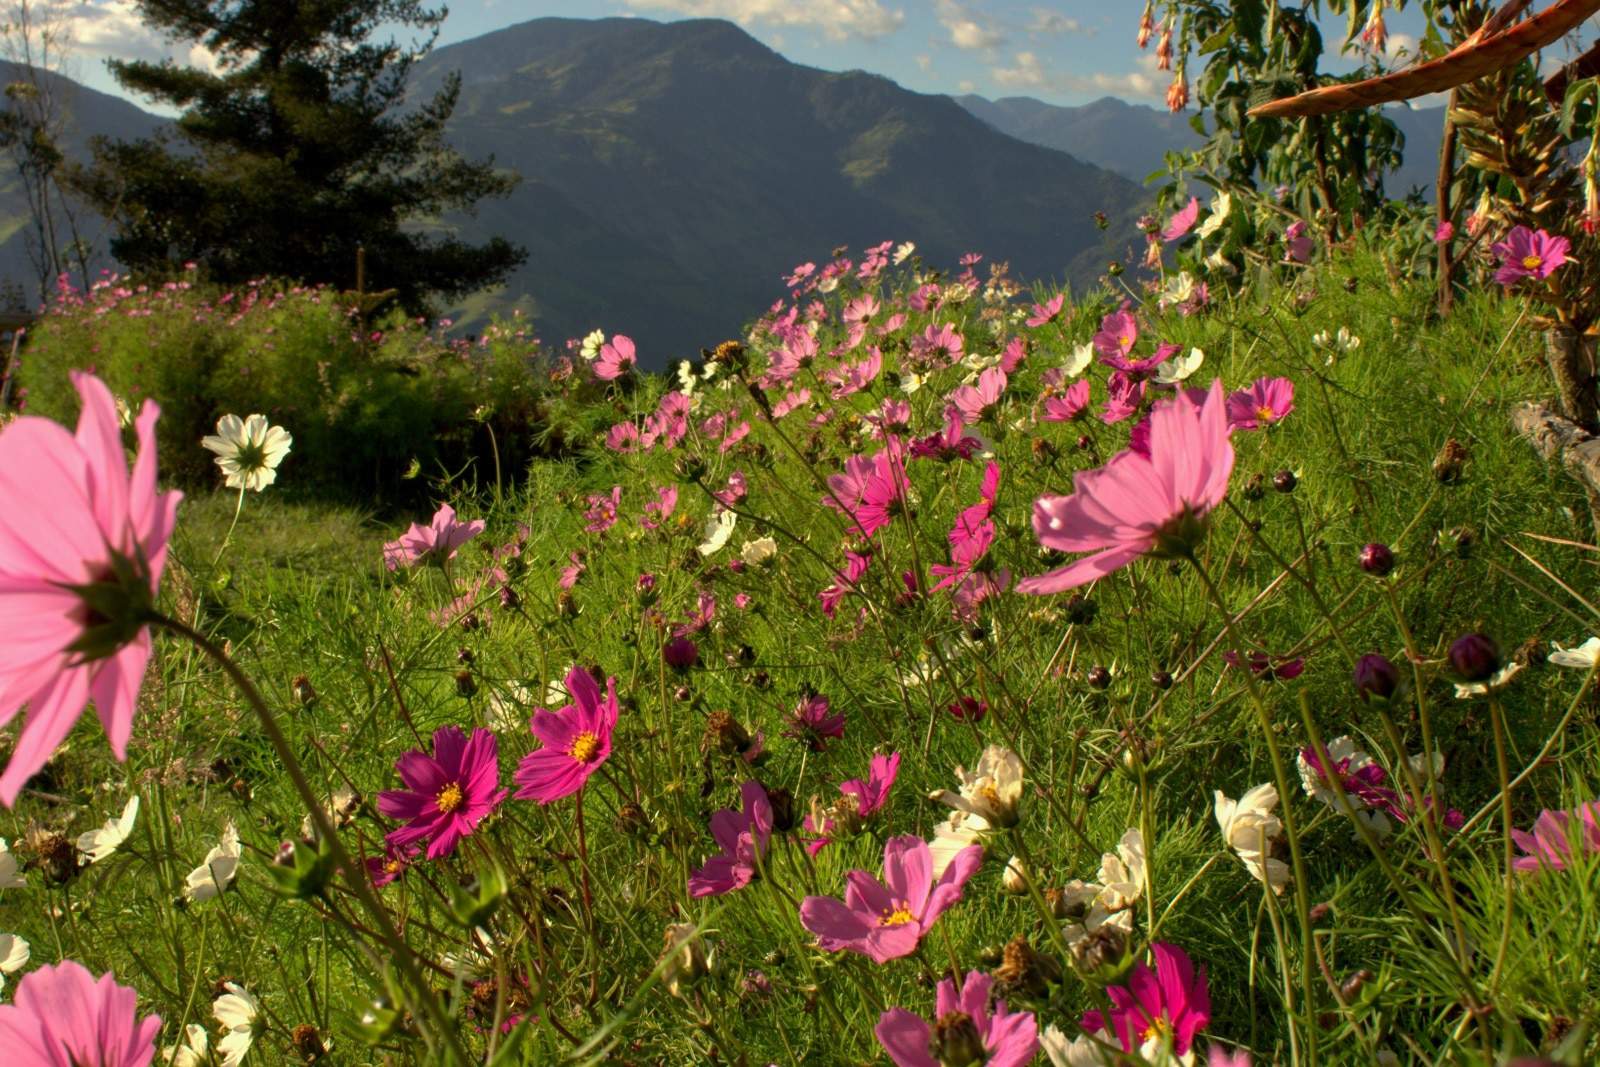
928 809 990 878
214 982 262 1067
1154 347 1204 384
1095 828 1146 913
1042 1025 1127 1066
1549 636 1600 668
739 536 777 567
1195 191 1232 240
893 241 916 265
1063 342 1094 378
0 837 24 889
1203 248 1236 275
299 787 359 839
1158 271 1198 309
1215 784 1289 893
77 795 139 864
675 359 699 396
0 931 29 993
200 414 292 492
1297 736 1391 835
1453 662 1523 700
164 1024 210 1067
931 745 1025 829
580 329 606 361
696 507 738 557
185 822 242 902
899 371 926 394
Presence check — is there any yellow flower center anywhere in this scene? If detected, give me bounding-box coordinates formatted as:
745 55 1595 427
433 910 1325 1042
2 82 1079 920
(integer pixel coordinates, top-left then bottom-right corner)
384 858 403 874
1255 405 1275 424
1120 333 1134 347
879 904 916 926
436 782 464 814
570 731 602 763
1522 254 1543 271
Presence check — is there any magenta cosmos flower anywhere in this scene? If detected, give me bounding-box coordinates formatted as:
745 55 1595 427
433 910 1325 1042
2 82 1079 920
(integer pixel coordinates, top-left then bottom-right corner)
0 959 161 1066
1019 379 1234 595
594 334 637 380
877 970 1038 1067
1492 225 1570 286
1226 376 1294 431
689 780 773 897
377 726 508 859
804 751 900 855
382 503 485 571
513 665 618 803
799 834 983 963
1081 942 1211 1058
1511 800 1600 872
0 372 181 806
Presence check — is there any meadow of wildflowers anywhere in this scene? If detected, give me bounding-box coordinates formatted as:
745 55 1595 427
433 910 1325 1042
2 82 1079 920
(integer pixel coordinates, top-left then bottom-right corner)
1 206 1600 1067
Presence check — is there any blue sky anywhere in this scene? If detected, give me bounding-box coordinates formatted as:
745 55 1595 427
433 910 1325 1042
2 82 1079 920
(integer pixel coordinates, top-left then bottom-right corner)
58 0 1434 113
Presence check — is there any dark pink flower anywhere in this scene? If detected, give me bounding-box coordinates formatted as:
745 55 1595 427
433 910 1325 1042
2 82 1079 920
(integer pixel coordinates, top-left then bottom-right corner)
689 780 774 897
785 693 845 751
1226 377 1295 430
641 485 678 530
1081 942 1211 1057
377 726 508 860
0 372 181 805
383 503 485 571
583 486 622 533
366 844 420 888
910 415 983 462
1093 308 1139 361
0 960 161 1066
594 334 636 380
800 834 983 963
1043 379 1091 422
820 550 872 618
1492 225 1570 285
804 751 899 855
513 666 619 804
1019 380 1233 595
876 970 1038 1067
1512 801 1600 872
823 444 910 538
1099 371 1147 424
1283 221 1314 264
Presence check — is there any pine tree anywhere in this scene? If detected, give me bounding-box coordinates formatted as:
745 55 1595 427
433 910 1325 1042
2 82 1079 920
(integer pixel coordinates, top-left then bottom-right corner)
73 1 523 311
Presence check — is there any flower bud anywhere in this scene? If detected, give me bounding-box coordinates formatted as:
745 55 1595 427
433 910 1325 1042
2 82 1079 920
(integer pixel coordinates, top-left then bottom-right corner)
1359 542 1394 577
1449 633 1501 682
1087 665 1112 690
931 1011 986 1067
662 923 713 998
1353 653 1400 702
1001 855 1029 895
1273 469 1297 494
663 636 699 670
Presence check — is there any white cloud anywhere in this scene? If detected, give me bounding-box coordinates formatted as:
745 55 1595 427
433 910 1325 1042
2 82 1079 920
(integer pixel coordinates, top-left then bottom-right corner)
26 0 227 75
623 0 905 41
957 78 975 93
991 49 1162 101
1027 8 1087 36
915 53 932 71
936 0 1003 51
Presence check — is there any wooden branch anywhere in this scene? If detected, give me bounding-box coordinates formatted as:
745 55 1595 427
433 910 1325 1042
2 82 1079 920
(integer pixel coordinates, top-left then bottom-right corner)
1513 401 1600 514
1248 0 1600 119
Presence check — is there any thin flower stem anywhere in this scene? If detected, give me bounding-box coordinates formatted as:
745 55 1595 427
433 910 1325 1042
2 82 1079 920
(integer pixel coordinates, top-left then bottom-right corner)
1487 696 1516 998
1187 555 1318 1066
206 484 247 573
1007 829 1072 958
155 612 471 1066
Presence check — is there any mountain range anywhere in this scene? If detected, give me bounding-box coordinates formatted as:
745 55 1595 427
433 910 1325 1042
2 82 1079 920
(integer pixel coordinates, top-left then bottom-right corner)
0 17 1450 363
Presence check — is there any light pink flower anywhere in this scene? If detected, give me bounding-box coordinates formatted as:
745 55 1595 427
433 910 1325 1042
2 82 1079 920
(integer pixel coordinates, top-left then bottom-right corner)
1093 308 1138 360
1019 379 1234 594
1043 379 1091 422
1512 801 1600 871
0 960 161 1066
949 367 1008 424
1162 196 1200 242
0 372 181 805
1026 294 1065 328
1226 376 1295 430
594 334 637 380
877 970 1037 1067
799 834 983 963
641 486 678 530
1283 221 1314 264
383 503 485 571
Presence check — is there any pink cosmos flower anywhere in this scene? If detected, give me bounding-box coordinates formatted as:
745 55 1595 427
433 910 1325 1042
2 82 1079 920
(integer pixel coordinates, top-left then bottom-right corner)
1093 308 1139 360
378 726 508 860
1026 293 1065 328
1043 379 1091 422
785 693 845 752
1434 220 1455 243
820 550 873 618
914 322 965 366
804 751 899 855
383 503 485 571
0 960 161 1066
1019 379 1234 595
641 486 678 530
828 349 883 399
0 372 181 805
1099 371 1147 424
1492 225 1571 286
1162 196 1200 242
583 486 622 533
824 445 909 538
1226 377 1295 430
605 421 640 453
1081 942 1211 1057
949 366 1008 424
1511 801 1600 871
558 551 586 589
366 844 420 888
799 834 983 963
1283 221 1314 264
689 780 774 897
513 666 618 804
844 294 880 323
1000 336 1028 373
909 414 983 462
594 334 637 380
877 970 1038 1067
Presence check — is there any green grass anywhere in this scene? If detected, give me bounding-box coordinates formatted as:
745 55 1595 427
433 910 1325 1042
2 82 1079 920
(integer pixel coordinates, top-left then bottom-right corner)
3 246 1600 1066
